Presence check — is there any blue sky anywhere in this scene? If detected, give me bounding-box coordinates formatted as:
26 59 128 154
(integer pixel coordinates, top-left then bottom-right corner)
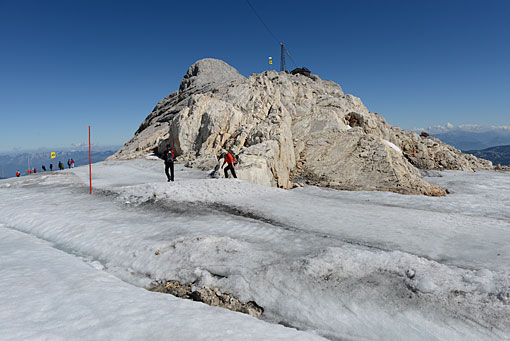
0 0 509 152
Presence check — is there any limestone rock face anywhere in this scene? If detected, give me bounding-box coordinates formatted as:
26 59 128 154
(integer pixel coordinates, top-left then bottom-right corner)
179 58 246 92
111 58 492 195
299 130 445 196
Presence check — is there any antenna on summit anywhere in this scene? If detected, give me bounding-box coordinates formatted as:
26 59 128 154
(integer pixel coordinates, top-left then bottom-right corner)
280 43 286 72
246 0 297 71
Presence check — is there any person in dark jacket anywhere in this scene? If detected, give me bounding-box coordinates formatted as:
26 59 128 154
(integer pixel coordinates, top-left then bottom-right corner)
163 146 175 182
221 149 237 179
50 163 53 171
42 165 46 171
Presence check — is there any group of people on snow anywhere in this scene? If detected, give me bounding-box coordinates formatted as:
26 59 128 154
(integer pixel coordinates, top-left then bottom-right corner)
162 146 237 182
16 159 75 177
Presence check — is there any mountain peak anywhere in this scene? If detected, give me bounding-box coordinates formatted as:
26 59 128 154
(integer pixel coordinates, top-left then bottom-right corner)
112 59 493 196
179 58 246 92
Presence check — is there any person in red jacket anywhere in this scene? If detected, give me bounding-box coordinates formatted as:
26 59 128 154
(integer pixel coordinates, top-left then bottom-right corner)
27 169 32 175
33 168 37 174
221 149 237 179
16 170 20 177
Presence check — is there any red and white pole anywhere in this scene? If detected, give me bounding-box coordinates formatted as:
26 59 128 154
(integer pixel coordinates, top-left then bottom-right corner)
89 125 92 195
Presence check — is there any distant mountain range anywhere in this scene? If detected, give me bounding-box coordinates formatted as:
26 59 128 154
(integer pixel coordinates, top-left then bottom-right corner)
412 124 510 151
0 149 119 179
464 145 510 166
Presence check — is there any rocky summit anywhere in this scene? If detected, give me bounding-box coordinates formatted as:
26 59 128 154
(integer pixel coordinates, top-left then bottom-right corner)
111 58 492 195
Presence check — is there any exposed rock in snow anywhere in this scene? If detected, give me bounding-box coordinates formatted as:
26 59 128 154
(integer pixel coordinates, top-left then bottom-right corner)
150 280 264 318
111 58 492 195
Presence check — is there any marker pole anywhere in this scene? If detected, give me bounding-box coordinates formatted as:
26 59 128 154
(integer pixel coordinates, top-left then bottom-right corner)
89 125 92 195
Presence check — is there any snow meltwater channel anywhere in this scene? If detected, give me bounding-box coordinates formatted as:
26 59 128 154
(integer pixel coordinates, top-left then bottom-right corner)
0 158 509 340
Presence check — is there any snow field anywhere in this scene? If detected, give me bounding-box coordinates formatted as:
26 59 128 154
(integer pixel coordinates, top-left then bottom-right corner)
0 159 509 340
0 226 324 340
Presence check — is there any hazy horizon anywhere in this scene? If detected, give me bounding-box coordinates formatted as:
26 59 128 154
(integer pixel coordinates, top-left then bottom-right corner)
0 144 121 155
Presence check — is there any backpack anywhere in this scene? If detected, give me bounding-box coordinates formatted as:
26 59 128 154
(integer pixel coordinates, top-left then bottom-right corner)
165 150 175 163
230 152 240 166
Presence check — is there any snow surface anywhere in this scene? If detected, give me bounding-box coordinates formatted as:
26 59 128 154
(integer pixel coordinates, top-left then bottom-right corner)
383 139 403 154
0 227 322 341
0 159 509 340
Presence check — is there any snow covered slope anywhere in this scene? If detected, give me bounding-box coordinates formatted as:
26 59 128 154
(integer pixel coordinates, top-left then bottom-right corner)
0 227 323 340
0 159 509 340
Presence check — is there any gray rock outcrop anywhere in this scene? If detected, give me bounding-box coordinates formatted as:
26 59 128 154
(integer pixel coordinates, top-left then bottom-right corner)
150 280 264 318
111 58 492 195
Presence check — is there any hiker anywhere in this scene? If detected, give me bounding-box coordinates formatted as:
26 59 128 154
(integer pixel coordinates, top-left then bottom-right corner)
71 159 75 168
67 159 71 169
221 149 237 179
33 168 37 174
42 165 46 171
50 163 53 171
58 161 64 170
16 170 20 177
27 169 32 175
163 146 175 182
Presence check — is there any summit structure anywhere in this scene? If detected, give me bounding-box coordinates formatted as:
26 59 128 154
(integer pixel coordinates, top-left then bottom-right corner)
111 58 492 195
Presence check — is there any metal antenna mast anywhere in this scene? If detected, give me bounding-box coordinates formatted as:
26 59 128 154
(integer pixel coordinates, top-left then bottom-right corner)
280 43 286 71
245 1 297 71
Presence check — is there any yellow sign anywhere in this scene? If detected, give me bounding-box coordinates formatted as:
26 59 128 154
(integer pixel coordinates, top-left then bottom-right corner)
51 152 56 159
269 57 272 65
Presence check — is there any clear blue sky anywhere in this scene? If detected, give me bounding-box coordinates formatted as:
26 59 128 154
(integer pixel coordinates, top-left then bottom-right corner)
1 0 509 152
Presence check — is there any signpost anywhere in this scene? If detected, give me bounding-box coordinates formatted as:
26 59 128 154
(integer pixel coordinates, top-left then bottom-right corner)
51 152 56 172
89 125 92 195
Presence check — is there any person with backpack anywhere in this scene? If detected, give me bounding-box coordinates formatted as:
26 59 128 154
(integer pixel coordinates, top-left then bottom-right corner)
67 159 71 169
16 170 20 177
49 163 53 171
41 165 46 171
71 159 75 168
163 146 175 182
33 168 37 174
221 149 237 179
